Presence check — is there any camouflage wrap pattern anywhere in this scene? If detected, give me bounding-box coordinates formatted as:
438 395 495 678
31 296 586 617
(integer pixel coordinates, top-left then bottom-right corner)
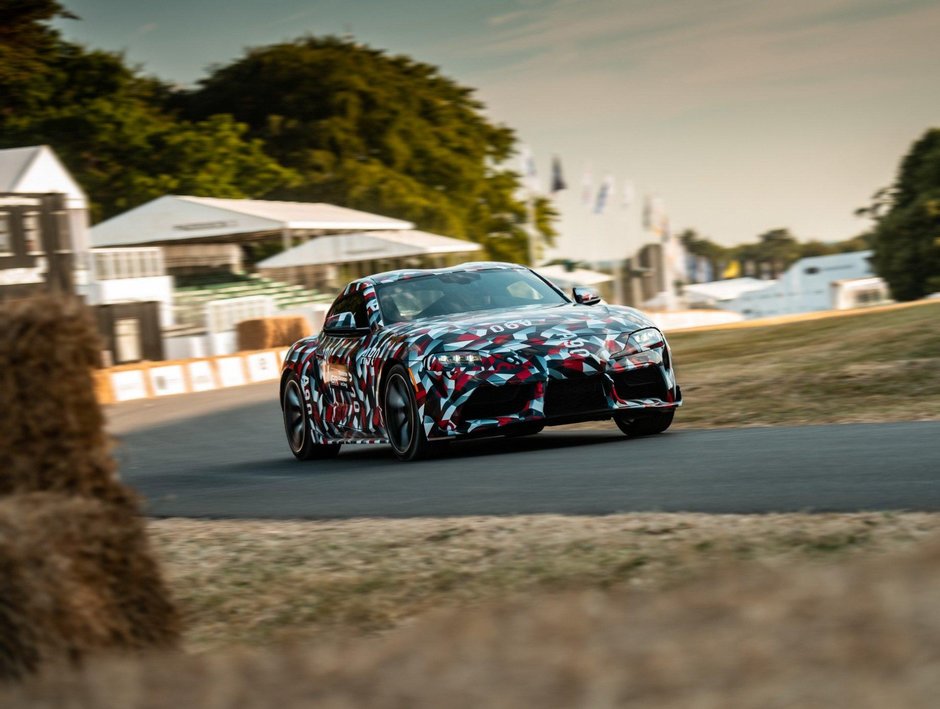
283 263 681 444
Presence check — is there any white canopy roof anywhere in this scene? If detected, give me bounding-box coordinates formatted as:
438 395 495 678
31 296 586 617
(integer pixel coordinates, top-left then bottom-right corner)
257 230 482 268
536 264 614 288
682 277 769 302
0 145 87 209
91 195 413 247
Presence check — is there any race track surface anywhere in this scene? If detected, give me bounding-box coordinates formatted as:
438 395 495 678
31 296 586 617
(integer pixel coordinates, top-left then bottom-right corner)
108 382 940 518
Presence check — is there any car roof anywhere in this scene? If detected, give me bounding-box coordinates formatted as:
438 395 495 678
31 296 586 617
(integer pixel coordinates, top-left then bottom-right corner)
356 261 528 287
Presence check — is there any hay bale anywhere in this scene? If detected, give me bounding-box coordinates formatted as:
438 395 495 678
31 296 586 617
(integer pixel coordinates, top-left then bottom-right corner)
236 316 307 351
0 297 132 508
235 318 271 351
0 493 180 681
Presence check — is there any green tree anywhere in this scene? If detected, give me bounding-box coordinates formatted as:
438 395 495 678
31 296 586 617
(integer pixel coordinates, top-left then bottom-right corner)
0 4 296 221
868 128 940 300
0 0 76 118
182 37 552 263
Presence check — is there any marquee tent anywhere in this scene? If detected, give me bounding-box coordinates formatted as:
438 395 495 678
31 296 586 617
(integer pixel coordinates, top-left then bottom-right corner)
91 195 413 248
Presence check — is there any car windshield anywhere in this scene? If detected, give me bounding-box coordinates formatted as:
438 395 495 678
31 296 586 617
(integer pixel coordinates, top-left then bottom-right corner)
376 268 568 324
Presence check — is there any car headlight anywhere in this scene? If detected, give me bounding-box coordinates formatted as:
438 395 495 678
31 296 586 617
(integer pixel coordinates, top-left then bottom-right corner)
428 351 486 368
612 327 665 358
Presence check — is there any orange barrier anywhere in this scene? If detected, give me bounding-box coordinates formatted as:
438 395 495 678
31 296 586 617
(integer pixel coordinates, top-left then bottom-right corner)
97 348 290 405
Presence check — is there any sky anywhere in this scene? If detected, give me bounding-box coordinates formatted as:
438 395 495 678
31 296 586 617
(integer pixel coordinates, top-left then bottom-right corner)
55 0 940 262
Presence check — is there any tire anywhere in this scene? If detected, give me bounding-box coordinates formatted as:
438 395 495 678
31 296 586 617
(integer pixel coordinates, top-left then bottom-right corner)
383 364 431 461
282 374 341 460
614 409 675 437
505 422 545 438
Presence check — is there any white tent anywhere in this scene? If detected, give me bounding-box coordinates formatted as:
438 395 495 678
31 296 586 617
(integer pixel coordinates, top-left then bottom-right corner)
536 264 616 301
536 264 614 288
257 230 482 269
681 277 769 307
91 195 413 248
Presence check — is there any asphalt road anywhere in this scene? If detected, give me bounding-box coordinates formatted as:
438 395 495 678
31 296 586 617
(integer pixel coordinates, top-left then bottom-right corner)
108 382 940 518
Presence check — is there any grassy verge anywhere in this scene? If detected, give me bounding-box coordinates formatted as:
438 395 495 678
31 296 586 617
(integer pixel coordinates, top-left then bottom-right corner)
656 300 940 428
150 512 940 651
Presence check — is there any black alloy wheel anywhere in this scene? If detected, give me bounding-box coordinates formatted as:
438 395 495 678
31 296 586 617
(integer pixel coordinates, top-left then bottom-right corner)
282 375 341 460
383 365 430 461
614 409 675 437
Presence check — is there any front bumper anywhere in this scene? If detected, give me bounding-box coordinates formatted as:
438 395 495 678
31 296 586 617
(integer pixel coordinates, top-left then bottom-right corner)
418 347 681 439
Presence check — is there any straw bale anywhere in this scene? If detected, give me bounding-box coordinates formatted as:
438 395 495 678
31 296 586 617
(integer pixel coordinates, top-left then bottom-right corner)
235 318 270 351
0 492 179 681
0 297 133 508
236 316 308 351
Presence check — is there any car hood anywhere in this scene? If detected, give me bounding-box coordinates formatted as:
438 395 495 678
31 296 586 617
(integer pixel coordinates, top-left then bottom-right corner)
389 303 658 362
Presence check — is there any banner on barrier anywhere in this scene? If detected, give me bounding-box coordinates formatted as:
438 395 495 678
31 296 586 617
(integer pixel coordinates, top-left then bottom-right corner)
246 351 279 382
111 370 148 402
150 365 187 397
188 360 217 392
216 356 246 387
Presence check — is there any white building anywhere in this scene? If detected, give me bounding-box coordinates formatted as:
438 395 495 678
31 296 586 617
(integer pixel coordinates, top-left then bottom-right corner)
0 145 92 289
725 250 883 318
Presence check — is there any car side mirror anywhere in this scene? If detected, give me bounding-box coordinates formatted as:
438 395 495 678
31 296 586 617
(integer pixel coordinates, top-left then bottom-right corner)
323 312 368 335
572 286 601 305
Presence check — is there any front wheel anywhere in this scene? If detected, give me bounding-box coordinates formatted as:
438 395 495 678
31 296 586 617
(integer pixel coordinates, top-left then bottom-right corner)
383 365 431 461
282 375 341 460
614 410 675 437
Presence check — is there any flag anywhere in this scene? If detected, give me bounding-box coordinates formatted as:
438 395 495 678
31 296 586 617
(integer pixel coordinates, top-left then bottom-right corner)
519 144 538 193
593 175 613 214
702 258 714 283
686 253 698 282
722 260 741 279
550 156 567 193
621 180 635 209
581 165 593 206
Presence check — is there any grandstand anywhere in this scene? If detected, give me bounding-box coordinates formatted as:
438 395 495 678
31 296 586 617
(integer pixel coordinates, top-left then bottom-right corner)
171 272 334 330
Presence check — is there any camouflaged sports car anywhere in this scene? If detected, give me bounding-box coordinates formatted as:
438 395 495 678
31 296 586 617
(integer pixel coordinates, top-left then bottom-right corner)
280 262 682 461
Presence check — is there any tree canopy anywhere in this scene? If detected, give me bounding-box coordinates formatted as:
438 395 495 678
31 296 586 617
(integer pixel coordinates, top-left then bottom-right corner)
180 37 552 262
1 5 554 261
867 128 940 300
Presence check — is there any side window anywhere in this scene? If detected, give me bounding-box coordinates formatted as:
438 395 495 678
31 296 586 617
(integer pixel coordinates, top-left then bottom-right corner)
0 214 11 254
328 292 368 328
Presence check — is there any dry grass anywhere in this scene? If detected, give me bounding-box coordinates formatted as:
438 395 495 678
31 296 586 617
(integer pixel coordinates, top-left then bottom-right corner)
147 512 940 652
6 524 940 708
665 300 940 427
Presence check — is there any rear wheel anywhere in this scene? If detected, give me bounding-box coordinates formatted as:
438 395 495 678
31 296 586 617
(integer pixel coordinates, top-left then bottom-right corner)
614 410 675 437
282 375 341 460
384 365 431 461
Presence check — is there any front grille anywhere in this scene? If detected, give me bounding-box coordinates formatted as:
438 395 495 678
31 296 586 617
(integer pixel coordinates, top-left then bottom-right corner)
462 383 535 420
611 366 667 401
544 376 608 417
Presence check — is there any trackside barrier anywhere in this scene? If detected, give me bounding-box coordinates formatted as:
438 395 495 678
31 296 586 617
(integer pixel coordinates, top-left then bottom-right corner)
95 348 290 405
